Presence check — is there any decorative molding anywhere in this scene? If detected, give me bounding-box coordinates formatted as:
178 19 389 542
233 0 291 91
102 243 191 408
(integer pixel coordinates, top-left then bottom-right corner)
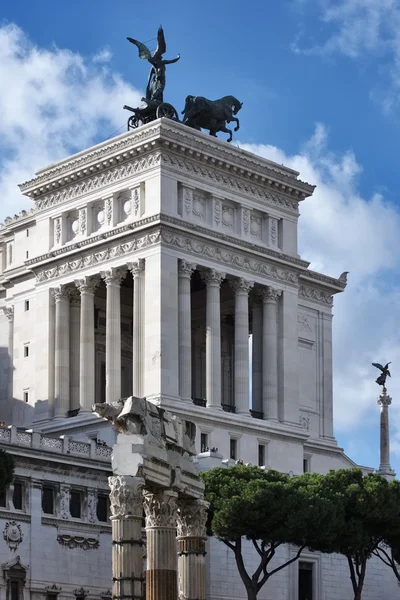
86 490 97 524
0 511 30 523
31 153 162 210
74 589 90 598
143 490 178 529
299 415 311 431
2 306 14 322
41 517 111 532
3 521 23 550
60 486 70 520
100 266 127 287
20 124 162 193
127 258 146 278
299 284 333 306
203 268 225 287
178 259 197 277
45 585 62 594
176 500 208 538
230 278 254 294
298 314 312 332
75 275 100 294
58 533 99 550
109 475 144 519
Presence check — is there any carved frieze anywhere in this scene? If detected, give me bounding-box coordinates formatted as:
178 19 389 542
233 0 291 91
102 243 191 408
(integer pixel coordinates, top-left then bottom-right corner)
299 284 333 306
3 521 23 550
57 534 99 550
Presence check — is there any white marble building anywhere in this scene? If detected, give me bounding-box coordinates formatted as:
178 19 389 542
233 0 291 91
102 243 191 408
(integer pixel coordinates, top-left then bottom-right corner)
0 119 397 600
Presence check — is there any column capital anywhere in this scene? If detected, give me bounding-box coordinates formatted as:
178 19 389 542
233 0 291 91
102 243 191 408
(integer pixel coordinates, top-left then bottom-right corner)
51 284 74 302
203 268 225 287
143 489 178 529
109 475 144 519
178 259 197 277
74 276 100 294
2 306 14 322
378 391 392 407
261 286 282 303
177 500 209 539
70 289 81 307
100 266 126 287
230 278 254 295
127 258 145 278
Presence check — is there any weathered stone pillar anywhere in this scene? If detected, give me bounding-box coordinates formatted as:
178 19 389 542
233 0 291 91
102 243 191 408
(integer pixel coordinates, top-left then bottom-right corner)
75 276 99 412
231 278 253 414
262 286 281 421
377 390 395 479
52 285 71 418
128 260 145 397
3 306 14 406
69 292 81 413
204 269 225 409
109 476 145 600
251 296 263 416
177 500 208 600
178 260 196 401
143 490 178 600
101 268 125 404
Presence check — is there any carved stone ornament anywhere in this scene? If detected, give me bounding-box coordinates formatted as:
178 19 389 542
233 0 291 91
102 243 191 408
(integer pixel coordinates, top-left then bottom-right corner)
299 284 333 306
261 286 282 303
74 589 89 598
203 268 225 287
86 490 97 524
230 278 254 295
45 585 62 594
105 198 113 226
3 521 23 550
100 267 126 287
60 486 70 520
178 259 197 277
108 475 144 519
298 314 312 332
299 415 310 431
176 500 209 538
2 306 14 322
127 258 145 278
100 591 112 600
143 490 178 529
51 284 73 302
57 534 99 550
54 218 62 244
75 276 100 294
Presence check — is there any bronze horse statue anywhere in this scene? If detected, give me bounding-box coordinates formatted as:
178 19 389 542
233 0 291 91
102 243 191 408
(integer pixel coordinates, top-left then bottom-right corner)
182 95 243 142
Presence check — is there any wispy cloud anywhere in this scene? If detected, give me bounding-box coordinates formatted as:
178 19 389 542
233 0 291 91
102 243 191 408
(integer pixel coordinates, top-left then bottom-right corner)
0 23 142 223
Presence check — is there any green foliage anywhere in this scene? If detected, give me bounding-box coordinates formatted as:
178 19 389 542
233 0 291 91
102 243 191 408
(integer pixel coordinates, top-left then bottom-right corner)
0 450 14 491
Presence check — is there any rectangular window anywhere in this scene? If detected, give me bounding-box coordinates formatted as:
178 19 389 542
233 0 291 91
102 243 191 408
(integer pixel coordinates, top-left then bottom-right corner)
23 344 29 358
70 490 81 518
42 486 54 514
10 581 19 600
299 561 313 600
24 300 30 311
258 444 265 467
230 438 237 461
13 482 23 510
0 486 7 507
200 433 209 453
97 494 108 522
23 391 29 403
303 458 310 473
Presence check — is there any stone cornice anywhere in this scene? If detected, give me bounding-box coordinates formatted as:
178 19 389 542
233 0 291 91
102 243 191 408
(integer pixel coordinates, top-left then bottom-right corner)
19 119 314 206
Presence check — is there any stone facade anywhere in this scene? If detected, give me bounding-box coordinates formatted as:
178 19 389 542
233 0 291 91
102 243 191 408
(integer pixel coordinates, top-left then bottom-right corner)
0 119 397 599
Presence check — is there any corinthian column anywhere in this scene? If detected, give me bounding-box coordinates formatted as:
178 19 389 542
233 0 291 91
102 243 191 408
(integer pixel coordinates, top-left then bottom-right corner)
69 292 81 414
262 286 282 421
101 268 126 404
178 260 196 401
128 260 145 397
143 490 178 600
377 390 395 478
177 500 209 600
2 307 14 423
75 276 99 412
251 296 263 416
109 476 145 600
204 269 225 409
230 278 253 414
52 286 71 418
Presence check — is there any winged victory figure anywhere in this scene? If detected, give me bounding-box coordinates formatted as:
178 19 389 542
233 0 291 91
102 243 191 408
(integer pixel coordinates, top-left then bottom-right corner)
372 362 391 388
127 27 180 104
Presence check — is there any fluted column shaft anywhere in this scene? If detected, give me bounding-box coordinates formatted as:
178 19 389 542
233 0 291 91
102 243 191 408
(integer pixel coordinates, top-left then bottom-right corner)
69 294 81 413
177 500 209 600
231 279 253 414
205 269 225 408
109 476 145 600
53 286 71 418
101 268 125 404
128 260 145 397
251 299 263 415
262 287 281 421
378 391 393 472
144 490 178 600
178 260 196 401
75 277 99 412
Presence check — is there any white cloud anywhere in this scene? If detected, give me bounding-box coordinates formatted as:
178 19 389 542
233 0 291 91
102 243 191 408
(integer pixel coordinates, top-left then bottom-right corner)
0 23 142 223
241 126 400 435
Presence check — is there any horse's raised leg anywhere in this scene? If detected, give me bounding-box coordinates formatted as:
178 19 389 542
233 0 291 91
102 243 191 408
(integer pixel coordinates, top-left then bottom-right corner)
232 117 240 132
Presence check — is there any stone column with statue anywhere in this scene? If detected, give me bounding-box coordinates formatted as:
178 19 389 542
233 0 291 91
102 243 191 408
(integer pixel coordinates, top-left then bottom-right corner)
372 361 396 480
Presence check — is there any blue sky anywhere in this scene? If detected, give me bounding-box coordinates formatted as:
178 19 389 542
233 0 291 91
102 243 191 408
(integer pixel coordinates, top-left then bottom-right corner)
1 0 400 473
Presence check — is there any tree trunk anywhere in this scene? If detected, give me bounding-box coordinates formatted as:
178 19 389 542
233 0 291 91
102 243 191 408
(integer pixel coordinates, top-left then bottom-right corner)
353 559 367 600
245 587 258 600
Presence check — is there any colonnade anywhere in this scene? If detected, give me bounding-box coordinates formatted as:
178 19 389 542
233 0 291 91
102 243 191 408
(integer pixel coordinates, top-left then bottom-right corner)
109 475 208 600
50 257 283 420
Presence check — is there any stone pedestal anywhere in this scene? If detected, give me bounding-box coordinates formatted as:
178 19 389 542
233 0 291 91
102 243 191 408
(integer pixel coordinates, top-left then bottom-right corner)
143 490 178 600
109 476 145 600
177 500 208 600
377 390 395 480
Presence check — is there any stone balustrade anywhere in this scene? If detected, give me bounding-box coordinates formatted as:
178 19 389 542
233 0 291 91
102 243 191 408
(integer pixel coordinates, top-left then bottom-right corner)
0 426 112 462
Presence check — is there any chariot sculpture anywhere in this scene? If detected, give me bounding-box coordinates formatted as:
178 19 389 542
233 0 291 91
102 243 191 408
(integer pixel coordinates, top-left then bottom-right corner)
124 27 243 142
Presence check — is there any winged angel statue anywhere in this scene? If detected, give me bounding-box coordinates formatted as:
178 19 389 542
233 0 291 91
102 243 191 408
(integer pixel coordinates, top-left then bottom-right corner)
127 26 180 104
372 362 391 388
